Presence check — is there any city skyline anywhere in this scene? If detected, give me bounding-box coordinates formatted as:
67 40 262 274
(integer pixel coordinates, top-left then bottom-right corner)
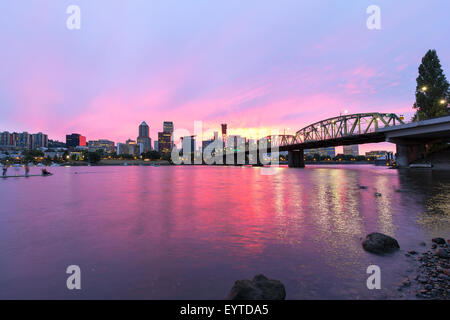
0 1 449 154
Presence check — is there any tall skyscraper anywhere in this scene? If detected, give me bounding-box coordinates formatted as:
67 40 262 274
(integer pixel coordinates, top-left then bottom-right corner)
343 145 359 156
163 121 174 134
137 121 151 153
158 121 174 155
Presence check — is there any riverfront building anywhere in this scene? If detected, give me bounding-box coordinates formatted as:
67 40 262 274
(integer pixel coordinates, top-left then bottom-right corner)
0 131 48 150
343 144 359 156
305 147 336 158
88 140 115 154
365 150 389 159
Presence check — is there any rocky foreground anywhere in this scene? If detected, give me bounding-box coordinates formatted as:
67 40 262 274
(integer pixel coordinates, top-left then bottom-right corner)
398 238 450 299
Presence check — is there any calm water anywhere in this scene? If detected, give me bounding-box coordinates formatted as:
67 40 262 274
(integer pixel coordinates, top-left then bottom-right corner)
0 165 449 299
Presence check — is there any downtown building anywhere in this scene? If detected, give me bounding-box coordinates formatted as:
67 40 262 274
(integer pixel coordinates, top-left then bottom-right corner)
158 121 174 155
137 121 152 153
88 139 115 154
343 144 359 156
66 133 87 149
117 139 143 156
0 131 48 150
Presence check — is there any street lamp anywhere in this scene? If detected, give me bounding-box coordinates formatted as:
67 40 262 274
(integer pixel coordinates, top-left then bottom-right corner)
440 99 447 105
421 86 428 92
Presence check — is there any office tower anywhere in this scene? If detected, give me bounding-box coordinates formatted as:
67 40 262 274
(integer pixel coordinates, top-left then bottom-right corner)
66 133 87 149
158 121 174 155
154 141 159 152
137 121 151 153
163 121 174 134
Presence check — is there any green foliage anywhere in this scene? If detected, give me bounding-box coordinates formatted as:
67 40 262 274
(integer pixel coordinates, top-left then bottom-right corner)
413 49 449 121
142 150 162 160
22 149 44 162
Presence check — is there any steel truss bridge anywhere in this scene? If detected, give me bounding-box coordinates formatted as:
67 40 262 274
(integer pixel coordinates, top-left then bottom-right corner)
262 112 405 151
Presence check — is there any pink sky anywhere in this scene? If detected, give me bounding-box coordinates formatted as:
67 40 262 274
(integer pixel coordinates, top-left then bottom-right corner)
1 1 449 154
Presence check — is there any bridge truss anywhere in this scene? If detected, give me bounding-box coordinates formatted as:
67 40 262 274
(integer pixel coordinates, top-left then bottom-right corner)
263 113 405 148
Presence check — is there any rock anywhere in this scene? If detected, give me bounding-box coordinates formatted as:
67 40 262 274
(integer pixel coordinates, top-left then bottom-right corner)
362 232 400 254
375 192 382 197
420 242 426 246
408 250 418 255
359 185 368 189
431 244 437 249
227 274 286 300
436 249 449 259
432 238 446 245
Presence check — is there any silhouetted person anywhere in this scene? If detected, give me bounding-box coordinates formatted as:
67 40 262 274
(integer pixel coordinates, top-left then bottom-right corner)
25 164 30 177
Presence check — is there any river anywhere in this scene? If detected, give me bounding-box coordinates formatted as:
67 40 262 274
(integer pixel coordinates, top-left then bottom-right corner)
0 165 449 299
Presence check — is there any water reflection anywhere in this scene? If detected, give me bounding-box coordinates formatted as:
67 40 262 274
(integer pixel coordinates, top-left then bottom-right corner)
0 165 449 299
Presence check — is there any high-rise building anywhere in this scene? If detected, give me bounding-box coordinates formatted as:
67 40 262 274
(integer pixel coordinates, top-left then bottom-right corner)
154 141 159 152
32 132 48 149
0 131 11 146
18 132 32 149
137 121 151 153
158 121 174 155
163 121 174 134
66 133 86 149
343 145 359 156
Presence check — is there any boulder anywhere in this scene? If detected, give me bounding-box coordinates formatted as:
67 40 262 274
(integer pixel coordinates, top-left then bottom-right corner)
362 232 400 254
432 238 446 245
227 274 286 300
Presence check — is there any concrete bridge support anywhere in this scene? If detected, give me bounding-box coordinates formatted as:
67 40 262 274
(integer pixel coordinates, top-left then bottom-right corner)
288 149 305 168
395 143 426 167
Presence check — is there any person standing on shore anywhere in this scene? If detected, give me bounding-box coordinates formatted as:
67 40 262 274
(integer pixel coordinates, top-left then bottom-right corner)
2 164 7 177
25 163 30 177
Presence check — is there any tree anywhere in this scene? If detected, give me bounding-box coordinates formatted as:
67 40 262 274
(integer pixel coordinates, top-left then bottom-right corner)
413 49 449 121
142 150 161 160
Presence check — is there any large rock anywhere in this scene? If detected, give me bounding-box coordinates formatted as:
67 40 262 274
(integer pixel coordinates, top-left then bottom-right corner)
362 232 400 254
432 238 446 245
227 274 286 300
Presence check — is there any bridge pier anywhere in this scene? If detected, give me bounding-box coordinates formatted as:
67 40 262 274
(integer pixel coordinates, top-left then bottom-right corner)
395 143 426 167
288 150 305 168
